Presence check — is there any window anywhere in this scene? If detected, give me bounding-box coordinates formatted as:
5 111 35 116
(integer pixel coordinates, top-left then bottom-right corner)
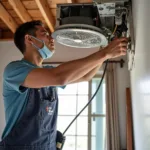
91 78 106 150
57 78 106 150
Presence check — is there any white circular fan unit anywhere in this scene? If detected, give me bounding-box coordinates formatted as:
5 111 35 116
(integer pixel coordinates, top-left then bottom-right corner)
52 28 108 48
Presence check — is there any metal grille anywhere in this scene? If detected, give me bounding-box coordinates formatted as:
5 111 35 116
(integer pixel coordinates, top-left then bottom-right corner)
52 28 108 48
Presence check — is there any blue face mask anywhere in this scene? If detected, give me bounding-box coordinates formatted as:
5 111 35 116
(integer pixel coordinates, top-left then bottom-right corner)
30 35 54 59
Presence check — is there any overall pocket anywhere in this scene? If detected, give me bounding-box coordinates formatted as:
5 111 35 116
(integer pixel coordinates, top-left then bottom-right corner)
39 98 57 131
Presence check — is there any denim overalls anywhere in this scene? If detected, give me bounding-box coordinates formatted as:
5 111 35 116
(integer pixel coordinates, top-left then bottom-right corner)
0 86 58 150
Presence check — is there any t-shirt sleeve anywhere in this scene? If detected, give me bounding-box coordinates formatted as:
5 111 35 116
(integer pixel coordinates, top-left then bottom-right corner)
3 61 35 93
44 65 66 89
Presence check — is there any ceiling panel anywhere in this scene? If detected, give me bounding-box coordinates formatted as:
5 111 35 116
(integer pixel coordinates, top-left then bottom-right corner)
7 9 56 18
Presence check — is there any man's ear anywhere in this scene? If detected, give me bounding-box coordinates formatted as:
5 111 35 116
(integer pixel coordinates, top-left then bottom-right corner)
25 34 33 45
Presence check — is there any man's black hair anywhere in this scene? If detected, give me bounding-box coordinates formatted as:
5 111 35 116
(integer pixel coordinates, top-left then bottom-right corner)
14 20 43 54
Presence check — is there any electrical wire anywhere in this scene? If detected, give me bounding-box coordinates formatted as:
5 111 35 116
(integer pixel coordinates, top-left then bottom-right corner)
63 59 109 135
112 24 118 35
63 22 118 136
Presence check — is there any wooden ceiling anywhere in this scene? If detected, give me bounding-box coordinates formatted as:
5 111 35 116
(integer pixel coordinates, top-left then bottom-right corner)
0 0 92 41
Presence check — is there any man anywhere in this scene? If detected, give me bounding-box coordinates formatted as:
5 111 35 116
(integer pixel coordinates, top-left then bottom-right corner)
0 20 128 150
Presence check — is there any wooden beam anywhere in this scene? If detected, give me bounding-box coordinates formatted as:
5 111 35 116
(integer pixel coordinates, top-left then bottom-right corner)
76 0 92 2
0 2 18 33
66 0 73 3
8 0 32 23
1 0 67 9
35 0 55 32
8 9 57 18
66 0 78 3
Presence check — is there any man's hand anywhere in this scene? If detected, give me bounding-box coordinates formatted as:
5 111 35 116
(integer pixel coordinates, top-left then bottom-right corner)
102 37 128 59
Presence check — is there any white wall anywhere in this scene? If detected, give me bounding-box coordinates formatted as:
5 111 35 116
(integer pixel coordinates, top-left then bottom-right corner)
131 0 150 149
0 41 130 149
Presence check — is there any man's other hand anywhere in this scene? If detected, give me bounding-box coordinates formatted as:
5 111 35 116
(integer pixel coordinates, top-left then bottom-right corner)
102 37 128 59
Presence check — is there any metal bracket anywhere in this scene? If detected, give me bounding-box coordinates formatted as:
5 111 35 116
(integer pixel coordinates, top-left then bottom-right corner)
97 3 116 17
95 0 128 26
